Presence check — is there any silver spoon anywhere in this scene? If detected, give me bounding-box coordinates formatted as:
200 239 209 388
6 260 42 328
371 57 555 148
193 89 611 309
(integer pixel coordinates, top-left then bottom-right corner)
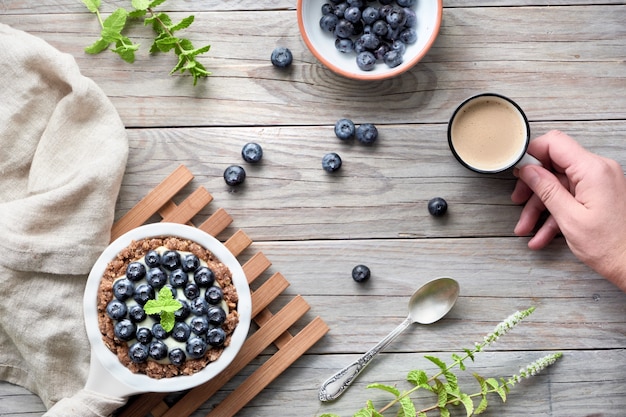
318 277 460 402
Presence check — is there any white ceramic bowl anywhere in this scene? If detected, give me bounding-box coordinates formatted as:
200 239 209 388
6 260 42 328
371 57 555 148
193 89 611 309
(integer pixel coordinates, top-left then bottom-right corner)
297 0 442 80
83 223 252 397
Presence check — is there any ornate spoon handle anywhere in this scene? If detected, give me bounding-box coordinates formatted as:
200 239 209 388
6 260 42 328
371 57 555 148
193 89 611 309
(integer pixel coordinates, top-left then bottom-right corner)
318 316 412 402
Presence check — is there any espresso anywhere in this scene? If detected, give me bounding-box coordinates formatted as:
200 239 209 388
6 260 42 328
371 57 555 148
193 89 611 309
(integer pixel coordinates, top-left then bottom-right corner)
449 96 528 172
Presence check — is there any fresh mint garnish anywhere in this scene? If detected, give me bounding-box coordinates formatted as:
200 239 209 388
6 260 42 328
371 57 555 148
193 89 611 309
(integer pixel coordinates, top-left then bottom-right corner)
81 0 210 85
143 286 182 332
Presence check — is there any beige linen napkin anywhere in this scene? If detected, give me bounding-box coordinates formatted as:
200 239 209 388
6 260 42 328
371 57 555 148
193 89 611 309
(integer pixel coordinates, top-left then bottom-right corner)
0 23 129 415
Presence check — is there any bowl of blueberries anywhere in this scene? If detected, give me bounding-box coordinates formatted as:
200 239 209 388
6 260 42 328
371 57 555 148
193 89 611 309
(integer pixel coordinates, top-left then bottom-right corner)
297 0 442 80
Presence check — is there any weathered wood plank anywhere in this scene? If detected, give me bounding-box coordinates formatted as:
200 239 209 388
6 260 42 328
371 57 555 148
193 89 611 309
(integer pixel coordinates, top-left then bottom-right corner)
113 120 626 242
0 6 623 127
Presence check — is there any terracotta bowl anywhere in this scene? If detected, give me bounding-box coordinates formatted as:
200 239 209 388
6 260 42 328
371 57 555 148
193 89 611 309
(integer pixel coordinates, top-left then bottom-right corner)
297 0 442 80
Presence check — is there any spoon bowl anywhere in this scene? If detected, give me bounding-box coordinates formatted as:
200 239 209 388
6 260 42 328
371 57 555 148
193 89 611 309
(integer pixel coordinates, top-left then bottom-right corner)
319 277 460 402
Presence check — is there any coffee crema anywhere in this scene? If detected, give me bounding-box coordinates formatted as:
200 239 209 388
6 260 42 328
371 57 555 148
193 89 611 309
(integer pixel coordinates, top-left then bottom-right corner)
449 95 528 172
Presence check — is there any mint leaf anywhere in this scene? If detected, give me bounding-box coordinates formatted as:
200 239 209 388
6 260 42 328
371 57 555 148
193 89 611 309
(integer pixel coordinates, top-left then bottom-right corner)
81 0 100 13
102 8 128 38
170 15 194 33
85 38 109 54
132 0 151 10
144 287 182 332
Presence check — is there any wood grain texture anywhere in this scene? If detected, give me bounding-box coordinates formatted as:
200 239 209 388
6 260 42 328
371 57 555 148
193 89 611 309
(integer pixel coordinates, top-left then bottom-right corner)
1 1 625 416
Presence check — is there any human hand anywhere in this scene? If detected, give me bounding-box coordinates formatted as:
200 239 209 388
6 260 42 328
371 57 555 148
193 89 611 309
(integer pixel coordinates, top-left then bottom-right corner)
511 130 626 291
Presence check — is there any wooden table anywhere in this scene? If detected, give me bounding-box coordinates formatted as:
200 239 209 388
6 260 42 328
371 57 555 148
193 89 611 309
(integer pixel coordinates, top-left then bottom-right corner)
1 1 625 416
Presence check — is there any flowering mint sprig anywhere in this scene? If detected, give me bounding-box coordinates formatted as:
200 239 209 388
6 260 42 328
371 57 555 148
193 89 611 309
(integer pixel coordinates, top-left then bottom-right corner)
320 307 562 417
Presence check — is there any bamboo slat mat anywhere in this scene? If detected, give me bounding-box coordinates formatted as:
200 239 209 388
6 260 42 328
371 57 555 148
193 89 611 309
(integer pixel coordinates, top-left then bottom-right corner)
112 165 329 417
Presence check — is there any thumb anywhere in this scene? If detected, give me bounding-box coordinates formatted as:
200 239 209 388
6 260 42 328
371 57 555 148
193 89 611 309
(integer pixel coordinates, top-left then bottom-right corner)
518 164 578 221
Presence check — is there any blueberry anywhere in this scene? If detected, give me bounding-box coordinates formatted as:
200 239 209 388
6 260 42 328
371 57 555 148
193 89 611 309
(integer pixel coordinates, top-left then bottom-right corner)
361 6 380 24
399 28 417 44
352 264 371 283
113 278 134 301
135 327 153 344
241 142 263 164
321 3 334 15
172 322 191 342
334 118 355 140
169 348 186 366
223 165 246 186
126 262 146 281
114 319 136 341
386 7 407 29
106 299 128 320
372 20 388 37
186 337 208 359
322 152 342 173
174 299 191 321
133 283 155 305
161 250 181 270
194 266 215 287
184 283 200 300
379 4 393 19
320 14 339 33
344 6 361 23
181 253 200 272
359 33 380 50
205 286 224 305
128 304 147 323
333 2 348 18
428 197 448 217
207 328 226 347
334 19 354 39
397 0 415 6
356 51 376 71
403 7 417 27
271 47 293 68
190 297 209 316
149 340 168 360
383 49 403 68
169 268 189 288
144 250 160 268
207 306 227 326
374 43 391 60
129 343 149 363
152 323 170 340
190 315 210 335
335 37 354 53
391 39 406 54
356 123 378 145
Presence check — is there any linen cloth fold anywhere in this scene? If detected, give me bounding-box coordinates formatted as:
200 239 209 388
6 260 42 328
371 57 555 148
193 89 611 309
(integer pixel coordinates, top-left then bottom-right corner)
0 23 129 413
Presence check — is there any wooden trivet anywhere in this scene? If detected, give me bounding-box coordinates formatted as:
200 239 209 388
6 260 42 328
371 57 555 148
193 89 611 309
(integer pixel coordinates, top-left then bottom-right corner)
113 165 329 417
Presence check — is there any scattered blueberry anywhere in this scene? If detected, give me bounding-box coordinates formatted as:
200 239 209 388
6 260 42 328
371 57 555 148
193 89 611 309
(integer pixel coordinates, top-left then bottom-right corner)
428 197 448 217
320 14 340 33
335 118 356 140
334 19 355 39
355 123 378 145
113 278 134 301
106 299 128 320
149 340 169 360
129 343 149 363
352 264 371 283
194 266 215 287
322 152 343 173
383 49 403 68
181 253 200 272
190 297 209 316
205 286 224 305
207 328 226 347
126 262 146 281
270 47 293 68
114 319 137 341
335 37 355 53
224 165 246 186
169 268 189 288
168 348 186 366
242 142 263 163
186 337 208 359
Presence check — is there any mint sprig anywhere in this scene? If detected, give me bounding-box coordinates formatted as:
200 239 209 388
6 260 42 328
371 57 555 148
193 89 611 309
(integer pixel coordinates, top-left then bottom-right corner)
81 0 211 85
143 286 182 332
